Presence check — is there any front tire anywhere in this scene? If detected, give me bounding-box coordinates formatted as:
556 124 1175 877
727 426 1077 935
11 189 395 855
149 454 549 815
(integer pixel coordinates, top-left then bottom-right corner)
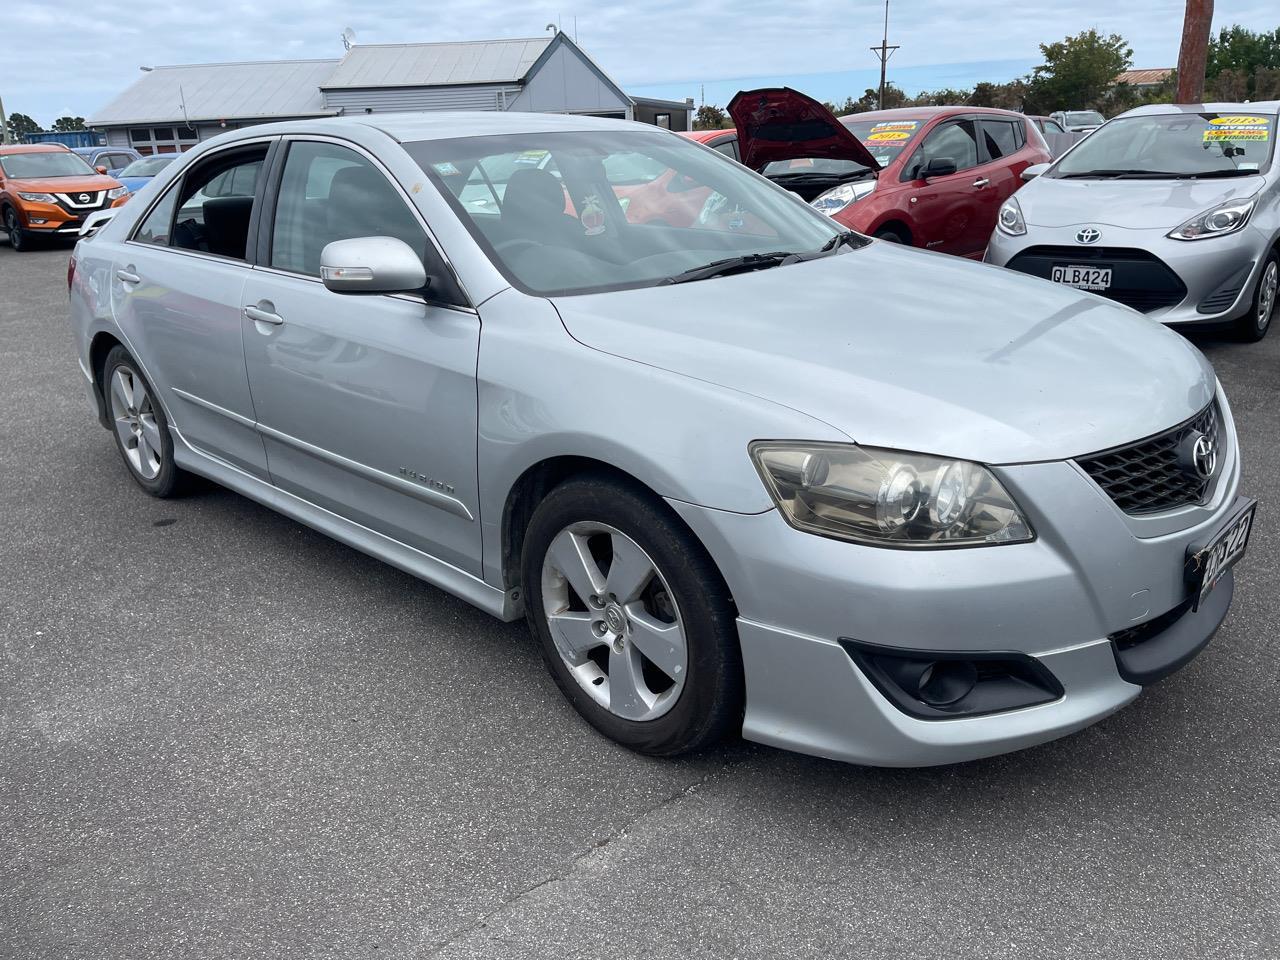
873 225 909 245
1237 249 1278 343
521 475 743 757
4 207 30 251
103 346 185 497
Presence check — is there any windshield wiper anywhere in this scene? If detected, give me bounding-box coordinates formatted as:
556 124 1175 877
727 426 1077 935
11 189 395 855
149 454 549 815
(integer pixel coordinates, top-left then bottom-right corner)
1058 169 1185 179
662 251 801 284
1184 168 1257 178
818 231 864 254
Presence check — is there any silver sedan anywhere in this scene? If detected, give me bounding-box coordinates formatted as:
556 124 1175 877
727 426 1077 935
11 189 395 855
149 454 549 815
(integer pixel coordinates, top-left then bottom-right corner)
988 102 1279 341
68 112 1253 766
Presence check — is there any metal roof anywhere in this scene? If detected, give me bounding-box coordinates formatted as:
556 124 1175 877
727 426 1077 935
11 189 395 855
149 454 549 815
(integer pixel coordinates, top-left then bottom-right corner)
88 59 340 126
1115 68 1174 86
321 38 553 89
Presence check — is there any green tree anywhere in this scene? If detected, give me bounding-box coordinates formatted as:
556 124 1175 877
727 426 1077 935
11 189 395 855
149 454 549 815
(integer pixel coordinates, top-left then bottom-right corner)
1206 26 1280 99
1023 29 1133 114
911 87 971 106
846 83 910 113
51 116 86 132
694 104 728 130
969 79 1027 111
4 112 41 141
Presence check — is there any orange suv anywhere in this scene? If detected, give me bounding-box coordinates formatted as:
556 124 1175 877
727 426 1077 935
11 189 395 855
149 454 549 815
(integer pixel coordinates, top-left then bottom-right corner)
1 144 129 252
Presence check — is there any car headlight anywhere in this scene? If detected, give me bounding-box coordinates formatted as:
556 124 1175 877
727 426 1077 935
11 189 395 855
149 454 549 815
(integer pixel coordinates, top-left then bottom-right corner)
811 180 875 216
17 192 57 203
750 442 1034 548
997 195 1026 236
107 186 129 200
1168 196 1256 241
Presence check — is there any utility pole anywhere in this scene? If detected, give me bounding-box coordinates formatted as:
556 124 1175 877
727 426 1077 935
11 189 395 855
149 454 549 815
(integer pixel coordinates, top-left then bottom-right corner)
870 0 899 110
1175 0 1214 103
0 92 9 145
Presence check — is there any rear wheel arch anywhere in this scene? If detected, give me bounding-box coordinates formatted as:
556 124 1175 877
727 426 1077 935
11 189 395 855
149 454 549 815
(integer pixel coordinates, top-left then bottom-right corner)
89 331 125 426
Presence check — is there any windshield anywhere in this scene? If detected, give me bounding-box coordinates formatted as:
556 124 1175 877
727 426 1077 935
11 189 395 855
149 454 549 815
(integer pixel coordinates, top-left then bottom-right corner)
1052 112 1276 178
118 155 176 178
843 117 925 165
1063 111 1105 127
406 130 847 296
0 151 97 179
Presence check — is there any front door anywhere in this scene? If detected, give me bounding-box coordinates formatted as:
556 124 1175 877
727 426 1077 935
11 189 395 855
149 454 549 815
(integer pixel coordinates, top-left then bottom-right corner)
901 119 987 257
241 138 482 574
110 141 271 479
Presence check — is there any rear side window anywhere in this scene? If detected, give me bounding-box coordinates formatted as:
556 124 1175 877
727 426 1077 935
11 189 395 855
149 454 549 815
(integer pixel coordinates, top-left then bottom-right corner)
134 186 180 246
269 141 427 277
980 120 1019 160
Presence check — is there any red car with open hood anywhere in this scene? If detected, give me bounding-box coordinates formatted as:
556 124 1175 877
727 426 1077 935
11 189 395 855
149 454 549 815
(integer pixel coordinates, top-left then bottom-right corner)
728 88 1051 258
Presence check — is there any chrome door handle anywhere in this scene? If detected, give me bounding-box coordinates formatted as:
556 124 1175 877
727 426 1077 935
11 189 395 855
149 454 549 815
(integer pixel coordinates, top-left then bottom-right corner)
972 178 990 188
244 304 284 326
116 269 140 284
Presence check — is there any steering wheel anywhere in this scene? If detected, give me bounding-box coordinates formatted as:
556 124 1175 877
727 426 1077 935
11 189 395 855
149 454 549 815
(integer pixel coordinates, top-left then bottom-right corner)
495 238 541 257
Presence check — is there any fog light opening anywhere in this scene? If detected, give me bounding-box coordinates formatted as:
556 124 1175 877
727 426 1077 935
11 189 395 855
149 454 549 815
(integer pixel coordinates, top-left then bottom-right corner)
917 660 978 706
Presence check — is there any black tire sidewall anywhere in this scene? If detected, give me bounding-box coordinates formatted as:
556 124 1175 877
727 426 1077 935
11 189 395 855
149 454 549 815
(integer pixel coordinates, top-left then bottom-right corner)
103 346 181 497
6 208 27 251
521 475 743 757
1243 250 1279 342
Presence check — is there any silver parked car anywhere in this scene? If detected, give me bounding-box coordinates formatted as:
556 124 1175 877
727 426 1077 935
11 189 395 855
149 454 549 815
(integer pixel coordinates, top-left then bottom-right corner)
68 113 1255 767
988 103 1279 341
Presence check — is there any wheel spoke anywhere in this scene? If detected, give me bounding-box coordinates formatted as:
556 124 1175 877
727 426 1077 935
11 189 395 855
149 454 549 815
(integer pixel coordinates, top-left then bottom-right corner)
113 415 135 448
110 370 133 415
626 608 687 682
605 534 655 603
547 530 606 604
138 415 162 455
607 646 654 720
135 431 152 466
546 610 601 664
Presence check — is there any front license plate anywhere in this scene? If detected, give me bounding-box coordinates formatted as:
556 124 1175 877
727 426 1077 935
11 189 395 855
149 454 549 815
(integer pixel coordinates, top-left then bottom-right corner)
1186 499 1256 611
1051 264 1112 290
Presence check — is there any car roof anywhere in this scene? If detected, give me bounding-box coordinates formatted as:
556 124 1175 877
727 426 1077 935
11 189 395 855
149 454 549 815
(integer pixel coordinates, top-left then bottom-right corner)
680 129 733 143
228 111 667 144
1118 101 1280 118
0 143 73 155
838 105 1028 123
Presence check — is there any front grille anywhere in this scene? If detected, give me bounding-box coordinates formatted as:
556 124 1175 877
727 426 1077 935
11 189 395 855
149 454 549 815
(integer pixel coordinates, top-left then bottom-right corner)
1076 402 1221 514
53 191 108 216
1006 245 1187 313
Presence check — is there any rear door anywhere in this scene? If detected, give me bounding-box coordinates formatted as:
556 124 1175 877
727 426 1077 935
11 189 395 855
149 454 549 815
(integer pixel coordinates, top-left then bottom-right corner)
972 118 1024 246
240 137 483 574
110 140 273 479
899 119 985 256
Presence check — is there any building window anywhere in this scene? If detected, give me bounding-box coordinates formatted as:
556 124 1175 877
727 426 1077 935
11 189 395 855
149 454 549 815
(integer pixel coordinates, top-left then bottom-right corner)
655 113 671 129
128 126 199 156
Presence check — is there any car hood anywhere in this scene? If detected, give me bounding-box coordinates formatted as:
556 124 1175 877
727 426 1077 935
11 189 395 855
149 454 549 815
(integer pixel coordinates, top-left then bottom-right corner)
728 87 881 172
550 246 1216 464
1022 175 1266 230
117 176 153 192
6 174 121 194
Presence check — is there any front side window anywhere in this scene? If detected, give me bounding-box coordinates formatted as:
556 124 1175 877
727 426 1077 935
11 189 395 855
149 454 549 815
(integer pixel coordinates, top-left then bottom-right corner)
904 121 978 179
712 139 738 160
406 129 844 297
1052 112 1276 178
0 151 96 179
270 141 427 277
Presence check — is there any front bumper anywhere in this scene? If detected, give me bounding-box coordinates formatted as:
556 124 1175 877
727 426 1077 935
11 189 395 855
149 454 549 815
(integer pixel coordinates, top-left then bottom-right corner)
986 221 1267 326
667 403 1242 766
15 196 128 236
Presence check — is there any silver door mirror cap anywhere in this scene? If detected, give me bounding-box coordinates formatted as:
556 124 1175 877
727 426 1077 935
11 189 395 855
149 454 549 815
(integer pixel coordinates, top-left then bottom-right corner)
1021 163 1050 182
320 236 427 294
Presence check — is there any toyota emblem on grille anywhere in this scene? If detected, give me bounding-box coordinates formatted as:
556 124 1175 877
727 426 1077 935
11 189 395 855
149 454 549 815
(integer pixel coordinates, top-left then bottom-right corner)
1191 434 1218 480
1076 227 1101 244
78 193 91 204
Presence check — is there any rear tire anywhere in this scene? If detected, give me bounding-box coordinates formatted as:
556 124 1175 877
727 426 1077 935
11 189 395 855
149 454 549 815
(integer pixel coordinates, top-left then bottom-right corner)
521 474 743 757
1237 250 1277 343
103 346 186 498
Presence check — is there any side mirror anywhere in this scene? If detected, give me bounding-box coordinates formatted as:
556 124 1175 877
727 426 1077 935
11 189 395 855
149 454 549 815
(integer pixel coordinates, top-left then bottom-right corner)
320 236 427 294
922 157 957 179
1021 163 1049 182
95 165 109 175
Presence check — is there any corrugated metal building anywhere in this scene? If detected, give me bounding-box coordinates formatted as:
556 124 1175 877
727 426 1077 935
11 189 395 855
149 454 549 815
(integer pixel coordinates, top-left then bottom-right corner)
88 33 692 152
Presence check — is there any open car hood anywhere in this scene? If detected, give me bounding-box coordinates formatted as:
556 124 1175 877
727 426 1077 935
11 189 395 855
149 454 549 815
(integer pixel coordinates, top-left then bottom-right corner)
728 87 881 172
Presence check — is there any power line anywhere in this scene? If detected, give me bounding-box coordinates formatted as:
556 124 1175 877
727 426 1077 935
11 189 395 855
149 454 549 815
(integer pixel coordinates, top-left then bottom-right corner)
869 0 900 110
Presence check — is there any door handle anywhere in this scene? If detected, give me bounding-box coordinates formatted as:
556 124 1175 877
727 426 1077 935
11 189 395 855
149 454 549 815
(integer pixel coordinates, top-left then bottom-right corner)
972 178 991 188
244 303 284 326
116 268 140 284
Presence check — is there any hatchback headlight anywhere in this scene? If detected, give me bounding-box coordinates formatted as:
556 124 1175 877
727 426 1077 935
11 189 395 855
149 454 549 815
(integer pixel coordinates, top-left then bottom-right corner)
1168 196 1256 241
997 195 1026 236
811 180 875 216
18 192 57 203
107 186 129 200
751 442 1033 548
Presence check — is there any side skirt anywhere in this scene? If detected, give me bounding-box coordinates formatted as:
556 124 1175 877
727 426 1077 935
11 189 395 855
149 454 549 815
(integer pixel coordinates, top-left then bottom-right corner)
171 427 520 622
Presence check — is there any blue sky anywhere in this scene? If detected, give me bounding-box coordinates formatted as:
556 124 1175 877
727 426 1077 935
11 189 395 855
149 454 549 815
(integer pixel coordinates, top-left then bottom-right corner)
4 1 1277 125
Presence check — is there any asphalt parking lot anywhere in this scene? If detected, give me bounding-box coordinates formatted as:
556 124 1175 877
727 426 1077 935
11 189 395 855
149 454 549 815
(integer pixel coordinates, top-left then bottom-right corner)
1 241 1278 960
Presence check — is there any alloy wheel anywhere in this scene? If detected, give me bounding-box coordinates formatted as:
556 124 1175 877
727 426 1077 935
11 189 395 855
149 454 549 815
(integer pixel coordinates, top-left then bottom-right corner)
540 522 688 721
5 209 23 251
109 365 162 480
1259 260 1278 333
